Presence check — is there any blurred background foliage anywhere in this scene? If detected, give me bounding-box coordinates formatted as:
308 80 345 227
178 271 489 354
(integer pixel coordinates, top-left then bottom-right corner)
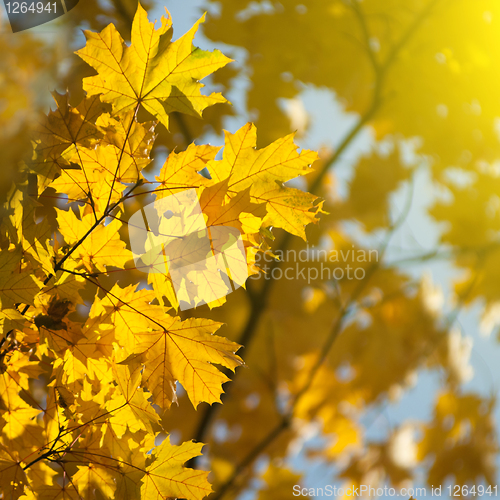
2 0 500 498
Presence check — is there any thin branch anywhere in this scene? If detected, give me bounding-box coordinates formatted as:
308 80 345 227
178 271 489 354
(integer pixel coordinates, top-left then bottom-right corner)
21 401 129 471
349 0 380 75
104 102 141 214
386 239 500 267
210 417 291 500
309 0 441 194
22 424 66 470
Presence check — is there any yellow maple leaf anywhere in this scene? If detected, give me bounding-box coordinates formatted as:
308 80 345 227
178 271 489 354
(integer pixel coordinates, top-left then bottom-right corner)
72 463 117 500
206 123 322 239
105 361 159 437
0 248 42 307
199 179 266 234
33 92 106 193
5 189 54 276
140 438 212 500
85 283 165 354
155 143 218 199
85 284 242 408
0 351 42 440
0 445 28 498
19 484 81 500
135 316 243 408
97 111 156 163
76 3 231 129
56 207 132 272
50 143 145 216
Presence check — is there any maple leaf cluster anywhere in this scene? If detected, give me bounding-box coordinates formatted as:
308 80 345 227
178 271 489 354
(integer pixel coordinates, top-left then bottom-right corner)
3 0 500 497
0 4 322 499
